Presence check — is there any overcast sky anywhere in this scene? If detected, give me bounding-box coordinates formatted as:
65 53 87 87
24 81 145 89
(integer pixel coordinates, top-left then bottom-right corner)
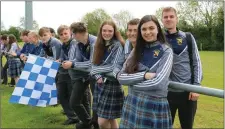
1 1 177 31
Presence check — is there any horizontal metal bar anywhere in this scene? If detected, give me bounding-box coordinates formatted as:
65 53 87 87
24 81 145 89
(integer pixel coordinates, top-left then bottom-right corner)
169 81 224 98
71 67 224 98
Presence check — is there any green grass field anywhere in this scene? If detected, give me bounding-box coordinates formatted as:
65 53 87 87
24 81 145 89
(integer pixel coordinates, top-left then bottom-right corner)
0 51 224 128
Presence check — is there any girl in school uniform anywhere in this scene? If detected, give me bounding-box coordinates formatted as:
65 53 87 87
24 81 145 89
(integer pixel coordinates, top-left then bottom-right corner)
91 20 125 129
117 15 173 129
6 34 22 84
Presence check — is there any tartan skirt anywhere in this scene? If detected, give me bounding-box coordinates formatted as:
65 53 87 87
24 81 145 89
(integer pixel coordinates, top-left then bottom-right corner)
119 91 172 129
8 59 22 78
92 80 124 119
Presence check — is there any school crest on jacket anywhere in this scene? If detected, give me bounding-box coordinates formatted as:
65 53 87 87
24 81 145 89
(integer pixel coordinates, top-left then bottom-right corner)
176 37 183 45
153 49 160 58
141 42 164 69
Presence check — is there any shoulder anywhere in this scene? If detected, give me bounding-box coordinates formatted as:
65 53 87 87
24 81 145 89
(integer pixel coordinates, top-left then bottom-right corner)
178 30 193 39
70 39 79 49
11 42 18 47
160 43 173 55
51 38 62 45
70 39 77 44
89 34 97 42
52 37 61 42
178 31 196 44
12 42 17 45
112 39 123 48
39 41 44 47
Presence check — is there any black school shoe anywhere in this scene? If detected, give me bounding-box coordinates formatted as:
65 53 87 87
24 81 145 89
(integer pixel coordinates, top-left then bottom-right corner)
1 81 7 85
63 118 79 125
75 121 92 129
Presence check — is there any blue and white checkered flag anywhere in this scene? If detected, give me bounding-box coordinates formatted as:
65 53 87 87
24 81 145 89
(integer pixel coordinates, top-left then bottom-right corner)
9 54 60 107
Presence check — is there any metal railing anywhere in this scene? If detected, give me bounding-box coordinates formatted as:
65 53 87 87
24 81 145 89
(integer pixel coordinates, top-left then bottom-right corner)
72 67 224 99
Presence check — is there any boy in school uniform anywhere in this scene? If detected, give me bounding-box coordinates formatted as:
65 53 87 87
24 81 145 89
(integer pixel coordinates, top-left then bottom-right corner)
20 31 43 62
124 18 140 59
62 22 97 129
49 27 56 38
17 30 35 68
38 27 62 60
162 7 203 129
38 27 62 106
57 25 79 125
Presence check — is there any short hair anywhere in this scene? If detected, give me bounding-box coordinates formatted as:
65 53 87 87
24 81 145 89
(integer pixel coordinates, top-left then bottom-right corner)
57 25 69 35
39 27 51 36
162 6 177 16
49 27 55 34
21 30 30 36
28 31 39 39
127 18 140 29
70 22 87 34
1 34 8 40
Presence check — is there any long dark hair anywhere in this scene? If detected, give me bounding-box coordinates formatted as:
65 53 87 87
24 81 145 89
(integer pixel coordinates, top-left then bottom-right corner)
7 34 18 51
92 20 124 65
125 15 167 73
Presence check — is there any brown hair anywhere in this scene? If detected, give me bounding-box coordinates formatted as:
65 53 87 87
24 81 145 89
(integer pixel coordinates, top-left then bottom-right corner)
162 7 177 17
8 34 17 44
8 34 19 51
125 15 167 73
1 34 8 40
49 27 55 34
127 18 140 29
92 20 124 65
21 30 30 36
39 27 51 36
57 25 69 35
70 22 87 34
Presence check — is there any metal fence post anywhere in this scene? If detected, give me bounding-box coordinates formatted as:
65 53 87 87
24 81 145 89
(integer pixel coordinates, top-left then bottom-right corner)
25 1 33 30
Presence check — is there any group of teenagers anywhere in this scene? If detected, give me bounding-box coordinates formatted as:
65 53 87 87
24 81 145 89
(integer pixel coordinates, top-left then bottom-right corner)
1 7 203 129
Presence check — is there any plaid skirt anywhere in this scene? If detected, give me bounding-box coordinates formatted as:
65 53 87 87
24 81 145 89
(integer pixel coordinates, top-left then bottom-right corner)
119 91 172 129
8 59 22 78
92 80 124 119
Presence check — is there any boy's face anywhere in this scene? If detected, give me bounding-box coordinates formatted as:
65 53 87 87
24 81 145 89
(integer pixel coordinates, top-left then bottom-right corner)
40 32 51 44
20 35 29 43
73 32 86 44
162 10 178 30
126 24 138 44
59 29 71 43
2 39 8 45
28 34 36 44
